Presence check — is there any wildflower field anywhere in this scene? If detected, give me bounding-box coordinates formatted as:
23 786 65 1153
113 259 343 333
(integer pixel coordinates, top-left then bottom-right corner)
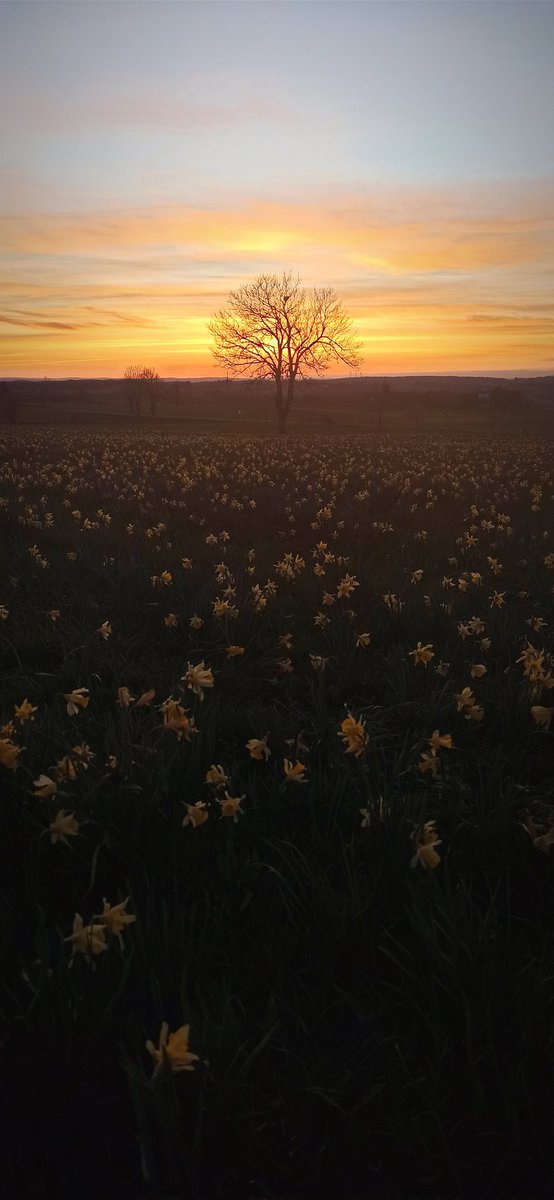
2 427 554 1200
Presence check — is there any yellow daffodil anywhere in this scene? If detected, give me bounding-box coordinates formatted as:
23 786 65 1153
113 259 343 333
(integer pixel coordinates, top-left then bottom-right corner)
49 810 80 846
205 764 229 788
418 750 440 776
64 687 89 716
531 706 554 730
219 792 245 821
96 897 136 941
409 642 435 666
246 735 270 761
521 814 554 853
428 731 453 750
146 1022 199 1079
337 573 359 598
338 714 369 758
283 759 307 784
183 801 209 828
71 743 95 768
14 698 38 724
65 914 107 959
54 754 77 780
160 699 196 740
0 738 22 770
33 773 57 798
182 661 214 700
411 821 442 870
455 687 484 721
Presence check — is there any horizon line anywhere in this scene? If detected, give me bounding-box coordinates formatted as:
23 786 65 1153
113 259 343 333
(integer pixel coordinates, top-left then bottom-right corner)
2 370 553 383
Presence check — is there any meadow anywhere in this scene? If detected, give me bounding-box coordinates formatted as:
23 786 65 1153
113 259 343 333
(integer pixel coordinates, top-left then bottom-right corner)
1 427 554 1200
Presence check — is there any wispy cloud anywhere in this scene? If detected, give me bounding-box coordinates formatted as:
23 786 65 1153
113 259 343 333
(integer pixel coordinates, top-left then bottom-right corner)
1 90 290 136
1 180 552 375
0 313 81 330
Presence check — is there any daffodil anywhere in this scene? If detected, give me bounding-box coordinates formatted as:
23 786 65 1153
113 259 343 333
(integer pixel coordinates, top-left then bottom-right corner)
146 1022 199 1080
338 714 368 758
65 913 107 959
409 642 434 666
183 801 209 828
428 731 453 750
246 734 270 761
455 687 484 720
410 821 442 870
49 810 80 846
14 698 38 724
418 750 440 776
0 738 22 770
521 814 554 852
54 754 77 781
531 706 554 730
337 573 359 598
182 660 214 700
283 759 307 784
33 773 57 798
64 687 89 716
160 699 196 740
96 897 136 942
71 743 95 768
205 764 229 788
219 792 245 821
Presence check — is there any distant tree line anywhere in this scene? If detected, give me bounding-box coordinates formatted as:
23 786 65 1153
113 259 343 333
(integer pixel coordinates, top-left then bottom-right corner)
0 374 552 425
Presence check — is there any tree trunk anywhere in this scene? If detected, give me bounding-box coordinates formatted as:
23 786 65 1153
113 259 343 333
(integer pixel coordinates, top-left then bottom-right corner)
277 408 287 434
275 374 287 434
275 375 295 434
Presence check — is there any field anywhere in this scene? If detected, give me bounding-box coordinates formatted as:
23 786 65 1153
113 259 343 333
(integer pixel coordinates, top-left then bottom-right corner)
1 427 554 1200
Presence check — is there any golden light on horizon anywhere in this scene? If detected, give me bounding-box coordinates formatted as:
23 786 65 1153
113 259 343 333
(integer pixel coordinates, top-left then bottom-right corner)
1 189 552 377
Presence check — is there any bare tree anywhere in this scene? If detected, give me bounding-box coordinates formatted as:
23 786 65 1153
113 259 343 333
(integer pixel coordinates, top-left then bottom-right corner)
207 272 361 433
123 365 160 418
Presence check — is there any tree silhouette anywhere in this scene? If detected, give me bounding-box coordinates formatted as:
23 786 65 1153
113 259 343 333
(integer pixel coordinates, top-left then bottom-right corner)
123 365 159 418
208 271 361 433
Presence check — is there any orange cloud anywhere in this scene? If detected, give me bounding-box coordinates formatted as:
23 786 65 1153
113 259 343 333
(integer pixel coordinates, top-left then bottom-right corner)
1 182 552 375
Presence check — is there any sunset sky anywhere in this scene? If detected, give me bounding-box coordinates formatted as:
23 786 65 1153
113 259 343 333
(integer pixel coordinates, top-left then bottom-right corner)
1 0 553 378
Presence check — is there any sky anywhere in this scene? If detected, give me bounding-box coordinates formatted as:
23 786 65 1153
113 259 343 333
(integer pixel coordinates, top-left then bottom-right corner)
0 0 553 379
